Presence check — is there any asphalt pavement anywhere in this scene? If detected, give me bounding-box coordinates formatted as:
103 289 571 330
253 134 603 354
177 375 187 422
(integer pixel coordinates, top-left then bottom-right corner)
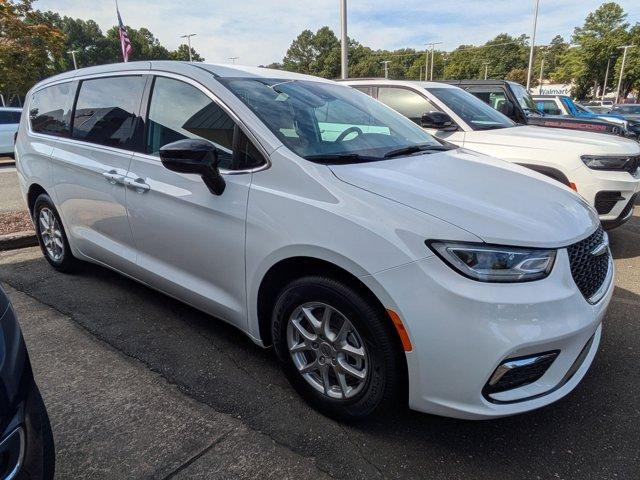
0 207 639 479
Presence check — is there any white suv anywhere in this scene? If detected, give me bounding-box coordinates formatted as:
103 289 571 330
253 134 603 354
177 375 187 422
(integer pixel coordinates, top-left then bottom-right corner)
16 62 611 420
345 80 640 229
0 107 21 157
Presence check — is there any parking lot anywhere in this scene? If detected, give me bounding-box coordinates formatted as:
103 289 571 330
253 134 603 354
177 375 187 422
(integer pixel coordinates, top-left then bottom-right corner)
0 160 638 478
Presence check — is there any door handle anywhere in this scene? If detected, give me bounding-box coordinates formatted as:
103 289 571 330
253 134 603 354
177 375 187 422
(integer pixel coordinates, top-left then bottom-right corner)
102 170 124 185
124 177 151 193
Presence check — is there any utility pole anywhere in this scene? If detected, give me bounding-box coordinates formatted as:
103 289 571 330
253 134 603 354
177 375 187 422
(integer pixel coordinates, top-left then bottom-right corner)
525 0 540 91
381 61 391 79
228 57 239 64
483 62 490 80
615 45 634 104
340 0 348 79
180 33 197 62
425 42 442 81
67 50 79 70
602 55 614 102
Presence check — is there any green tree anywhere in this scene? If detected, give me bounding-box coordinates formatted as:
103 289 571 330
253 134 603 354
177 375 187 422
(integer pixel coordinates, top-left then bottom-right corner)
282 27 340 78
571 2 630 98
170 43 204 62
0 0 65 98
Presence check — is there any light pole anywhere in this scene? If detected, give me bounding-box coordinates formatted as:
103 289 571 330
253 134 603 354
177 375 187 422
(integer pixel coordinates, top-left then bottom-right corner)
483 62 490 80
615 45 634 104
525 0 540 91
228 57 239 64
180 33 197 62
381 61 391 79
602 54 614 102
67 49 79 70
340 0 348 79
425 42 442 81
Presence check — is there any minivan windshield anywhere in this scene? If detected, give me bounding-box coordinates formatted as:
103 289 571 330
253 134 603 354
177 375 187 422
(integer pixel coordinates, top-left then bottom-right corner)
220 78 445 162
427 87 516 130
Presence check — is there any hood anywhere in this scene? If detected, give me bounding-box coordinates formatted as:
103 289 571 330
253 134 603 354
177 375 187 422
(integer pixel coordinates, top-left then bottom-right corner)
329 148 599 248
469 125 640 155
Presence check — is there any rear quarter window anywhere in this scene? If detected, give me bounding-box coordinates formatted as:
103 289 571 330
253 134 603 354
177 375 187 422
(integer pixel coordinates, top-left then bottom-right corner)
29 83 74 136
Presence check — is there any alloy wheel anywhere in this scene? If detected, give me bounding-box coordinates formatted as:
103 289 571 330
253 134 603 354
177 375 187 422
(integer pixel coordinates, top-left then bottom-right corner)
38 208 64 262
287 302 369 399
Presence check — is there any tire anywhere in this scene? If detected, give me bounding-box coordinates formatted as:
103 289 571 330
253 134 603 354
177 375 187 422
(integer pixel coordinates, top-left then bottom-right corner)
33 193 77 272
22 382 55 480
272 276 405 420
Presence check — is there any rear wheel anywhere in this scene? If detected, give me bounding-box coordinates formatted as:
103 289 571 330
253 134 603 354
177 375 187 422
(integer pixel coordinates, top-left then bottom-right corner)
272 276 405 420
33 193 77 272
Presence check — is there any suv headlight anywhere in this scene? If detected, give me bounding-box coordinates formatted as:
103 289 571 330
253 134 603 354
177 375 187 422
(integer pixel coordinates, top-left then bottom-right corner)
428 241 556 282
581 155 637 171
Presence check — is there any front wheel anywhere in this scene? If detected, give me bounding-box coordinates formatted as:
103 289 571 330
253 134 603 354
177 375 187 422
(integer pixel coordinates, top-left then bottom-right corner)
272 276 406 420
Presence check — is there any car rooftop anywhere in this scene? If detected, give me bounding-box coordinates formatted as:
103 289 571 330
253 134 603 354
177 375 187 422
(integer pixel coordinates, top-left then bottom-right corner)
31 60 336 91
342 78 458 89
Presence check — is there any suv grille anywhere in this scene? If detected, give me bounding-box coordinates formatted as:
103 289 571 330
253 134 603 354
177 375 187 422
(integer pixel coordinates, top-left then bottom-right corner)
567 226 610 301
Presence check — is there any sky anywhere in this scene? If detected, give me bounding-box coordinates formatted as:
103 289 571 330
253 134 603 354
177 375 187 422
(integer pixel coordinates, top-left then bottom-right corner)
38 1 640 66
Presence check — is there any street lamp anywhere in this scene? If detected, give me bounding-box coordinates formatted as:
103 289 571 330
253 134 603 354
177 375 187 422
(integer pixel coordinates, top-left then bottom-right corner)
525 0 540 91
602 54 615 102
381 60 391 79
425 41 442 81
180 33 197 62
228 57 239 64
483 62 490 80
615 45 635 104
67 49 80 70
340 0 348 79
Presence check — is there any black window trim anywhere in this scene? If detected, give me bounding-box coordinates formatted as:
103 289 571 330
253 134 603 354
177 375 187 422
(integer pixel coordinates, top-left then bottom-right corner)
28 80 78 138
139 73 269 174
27 70 271 174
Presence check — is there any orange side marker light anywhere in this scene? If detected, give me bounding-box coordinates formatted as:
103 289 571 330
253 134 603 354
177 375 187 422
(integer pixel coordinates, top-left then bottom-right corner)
387 309 413 352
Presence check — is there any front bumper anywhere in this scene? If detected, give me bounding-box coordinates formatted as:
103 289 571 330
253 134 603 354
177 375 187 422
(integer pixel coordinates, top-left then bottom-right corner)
365 248 612 419
574 167 640 226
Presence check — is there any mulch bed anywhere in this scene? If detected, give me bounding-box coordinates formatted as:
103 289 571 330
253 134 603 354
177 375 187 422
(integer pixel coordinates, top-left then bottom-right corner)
0 211 34 235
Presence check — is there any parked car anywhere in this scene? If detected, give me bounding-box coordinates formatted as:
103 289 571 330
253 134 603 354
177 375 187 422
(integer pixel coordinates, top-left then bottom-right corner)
345 79 640 229
611 104 640 122
442 79 628 137
0 285 55 479
532 95 634 133
16 62 613 420
0 107 21 157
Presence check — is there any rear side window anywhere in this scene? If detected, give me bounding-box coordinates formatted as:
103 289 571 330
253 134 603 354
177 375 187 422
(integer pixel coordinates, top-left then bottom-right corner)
30 83 74 136
72 76 145 150
146 76 265 170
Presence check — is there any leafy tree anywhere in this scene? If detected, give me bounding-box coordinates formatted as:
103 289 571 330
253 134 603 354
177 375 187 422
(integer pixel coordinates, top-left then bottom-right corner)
171 43 204 62
0 0 65 98
282 27 340 78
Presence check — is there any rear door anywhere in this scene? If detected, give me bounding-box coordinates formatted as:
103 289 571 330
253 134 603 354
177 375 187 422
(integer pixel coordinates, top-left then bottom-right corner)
51 74 147 272
125 75 266 328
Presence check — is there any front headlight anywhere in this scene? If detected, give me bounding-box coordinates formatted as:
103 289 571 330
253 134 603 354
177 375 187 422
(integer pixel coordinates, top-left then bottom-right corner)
428 241 556 282
581 155 637 171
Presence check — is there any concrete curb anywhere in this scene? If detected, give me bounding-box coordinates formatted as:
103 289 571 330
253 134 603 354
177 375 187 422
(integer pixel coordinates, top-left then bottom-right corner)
0 230 37 251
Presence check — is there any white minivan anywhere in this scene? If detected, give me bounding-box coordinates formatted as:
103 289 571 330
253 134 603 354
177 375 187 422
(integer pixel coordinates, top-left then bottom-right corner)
345 80 640 229
16 62 611 420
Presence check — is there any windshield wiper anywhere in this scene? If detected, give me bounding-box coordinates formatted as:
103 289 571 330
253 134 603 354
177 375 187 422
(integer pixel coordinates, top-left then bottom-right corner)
304 153 375 164
383 144 452 159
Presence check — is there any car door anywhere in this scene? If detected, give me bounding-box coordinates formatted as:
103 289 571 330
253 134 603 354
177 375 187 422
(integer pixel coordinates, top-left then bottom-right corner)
51 74 146 272
375 86 465 144
125 75 265 329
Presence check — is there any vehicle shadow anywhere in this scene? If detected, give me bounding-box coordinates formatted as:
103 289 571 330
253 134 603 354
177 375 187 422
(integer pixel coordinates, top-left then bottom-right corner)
1 251 639 480
608 206 640 260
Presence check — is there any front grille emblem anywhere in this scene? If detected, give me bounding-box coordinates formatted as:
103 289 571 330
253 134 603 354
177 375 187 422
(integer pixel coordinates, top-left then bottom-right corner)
590 232 609 257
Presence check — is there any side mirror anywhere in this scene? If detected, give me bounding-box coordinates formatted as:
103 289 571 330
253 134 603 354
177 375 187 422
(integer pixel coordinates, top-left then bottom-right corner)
420 111 457 131
160 139 225 195
498 100 515 118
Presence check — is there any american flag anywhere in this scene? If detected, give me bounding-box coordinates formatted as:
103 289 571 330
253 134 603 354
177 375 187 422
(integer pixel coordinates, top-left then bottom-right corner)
117 4 132 62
